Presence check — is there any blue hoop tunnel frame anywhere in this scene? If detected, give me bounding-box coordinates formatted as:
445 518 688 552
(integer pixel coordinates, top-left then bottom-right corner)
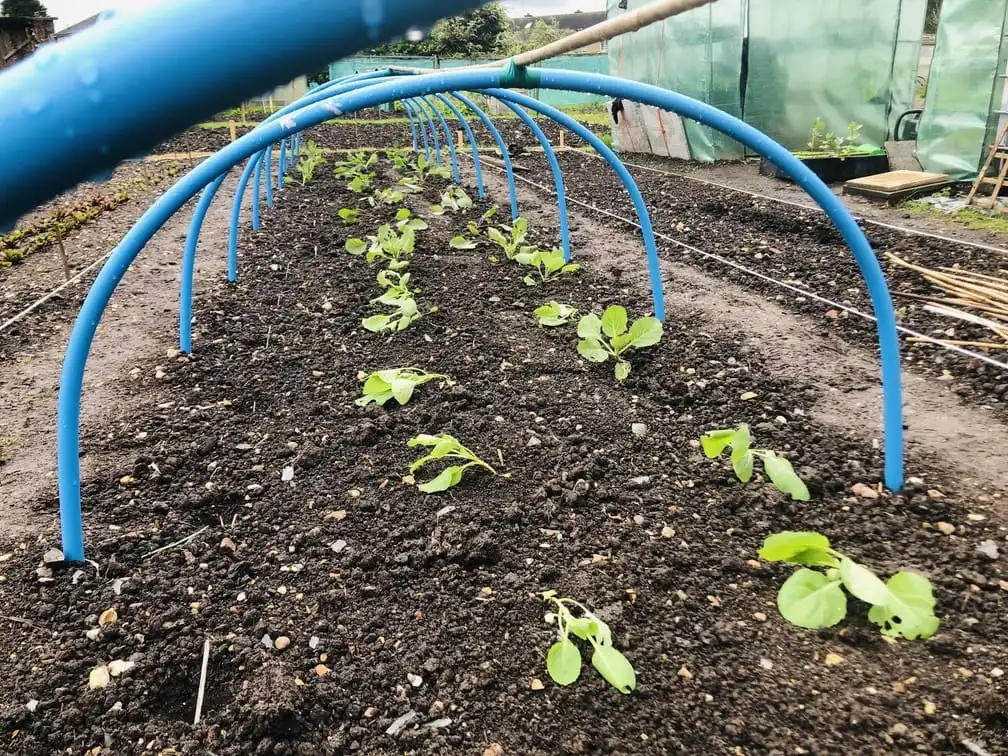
56 67 905 562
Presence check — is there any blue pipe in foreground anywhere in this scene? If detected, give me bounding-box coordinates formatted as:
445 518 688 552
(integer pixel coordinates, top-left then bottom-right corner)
483 87 664 321
448 91 518 221
411 97 443 166
0 0 484 227
491 98 571 263
435 93 485 199
418 95 460 184
278 137 287 189
181 173 227 353
56 67 904 563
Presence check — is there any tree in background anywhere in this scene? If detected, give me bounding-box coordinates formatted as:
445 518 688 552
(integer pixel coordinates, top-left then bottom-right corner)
0 0 48 16
516 19 565 53
925 0 942 34
368 2 515 58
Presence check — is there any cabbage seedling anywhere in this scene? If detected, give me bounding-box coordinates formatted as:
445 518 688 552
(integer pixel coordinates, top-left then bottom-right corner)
393 208 428 233
295 140 326 185
541 591 636 694
348 174 374 194
413 152 452 182
487 217 536 260
334 150 378 179
346 225 415 271
356 368 454 407
758 531 939 639
375 269 416 299
407 434 498 493
576 306 663 382
432 186 474 216
534 301 577 327
338 208 360 226
449 235 477 250
386 148 413 172
700 424 809 501
362 291 421 333
369 187 405 206
515 247 580 286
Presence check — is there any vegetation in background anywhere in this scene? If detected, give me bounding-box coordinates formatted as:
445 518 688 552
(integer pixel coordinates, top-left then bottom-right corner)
1 0 48 16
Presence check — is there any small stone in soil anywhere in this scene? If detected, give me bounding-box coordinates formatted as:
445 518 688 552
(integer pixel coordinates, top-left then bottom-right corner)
275 636 291 650
386 710 418 736
631 423 648 437
976 542 999 560
824 653 844 666
530 678 544 690
936 522 956 535
851 483 878 499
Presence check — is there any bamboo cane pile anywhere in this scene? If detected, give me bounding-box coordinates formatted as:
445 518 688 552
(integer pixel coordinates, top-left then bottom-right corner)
887 252 1008 350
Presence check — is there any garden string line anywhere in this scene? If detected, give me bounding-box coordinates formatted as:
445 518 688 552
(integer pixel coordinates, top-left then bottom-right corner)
463 152 1008 372
603 152 1008 258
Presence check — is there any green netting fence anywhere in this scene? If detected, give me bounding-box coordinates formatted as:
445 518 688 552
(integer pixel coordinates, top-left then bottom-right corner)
328 54 610 107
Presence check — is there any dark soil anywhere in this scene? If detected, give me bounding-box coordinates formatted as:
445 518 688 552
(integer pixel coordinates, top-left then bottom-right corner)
510 151 1008 414
152 118 609 156
1 158 1006 755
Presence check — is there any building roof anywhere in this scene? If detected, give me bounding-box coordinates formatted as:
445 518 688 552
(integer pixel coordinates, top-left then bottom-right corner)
0 15 55 30
55 13 99 39
514 10 606 32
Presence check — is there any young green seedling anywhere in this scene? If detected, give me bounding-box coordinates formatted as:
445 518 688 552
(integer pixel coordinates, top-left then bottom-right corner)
407 434 498 493
348 173 374 194
356 368 454 407
369 187 405 206
576 306 663 382
334 150 378 179
758 531 939 639
338 208 360 226
541 591 636 694
487 217 536 260
386 148 413 172
700 424 809 501
393 208 428 233
449 235 478 250
533 301 578 327
397 177 424 195
295 139 326 185
362 291 421 333
346 225 415 270
413 152 452 182
514 247 581 286
432 186 474 216
375 268 417 299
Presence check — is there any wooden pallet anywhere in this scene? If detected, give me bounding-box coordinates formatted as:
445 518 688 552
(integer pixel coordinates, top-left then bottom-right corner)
966 120 1008 211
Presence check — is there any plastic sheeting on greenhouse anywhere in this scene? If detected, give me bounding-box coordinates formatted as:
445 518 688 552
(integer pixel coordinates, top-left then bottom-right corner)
329 54 610 106
917 0 1008 181
608 0 746 161
607 0 927 162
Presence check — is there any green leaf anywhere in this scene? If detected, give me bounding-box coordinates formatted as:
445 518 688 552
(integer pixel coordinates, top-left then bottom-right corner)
777 568 847 629
546 640 582 686
591 644 636 694
700 429 736 458
487 227 507 247
866 572 939 640
601 306 628 338
430 205 445 216
395 208 411 221
732 448 754 483
345 238 367 256
730 424 751 454
627 316 663 348
577 339 610 363
577 313 602 340
408 434 443 448
759 532 833 563
514 251 536 266
789 549 841 568
614 360 630 382
566 616 600 641
390 378 416 405
405 219 428 231
523 274 537 287
838 557 891 607
418 465 466 493
361 373 392 396
610 333 634 353
450 236 476 250
362 314 390 332
762 453 810 501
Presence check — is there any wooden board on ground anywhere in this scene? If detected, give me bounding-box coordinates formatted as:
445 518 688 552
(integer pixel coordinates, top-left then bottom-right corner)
843 170 950 201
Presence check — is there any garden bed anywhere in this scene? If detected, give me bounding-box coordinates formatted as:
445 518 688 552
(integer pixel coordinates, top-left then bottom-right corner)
759 153 890 184
0 153 1005 754
509 151 1008 413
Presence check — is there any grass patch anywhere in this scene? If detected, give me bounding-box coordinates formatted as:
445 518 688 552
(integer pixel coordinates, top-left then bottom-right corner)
902 198 1008 235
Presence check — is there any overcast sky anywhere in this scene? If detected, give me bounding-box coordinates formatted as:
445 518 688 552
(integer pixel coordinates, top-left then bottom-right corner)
46 0 604 31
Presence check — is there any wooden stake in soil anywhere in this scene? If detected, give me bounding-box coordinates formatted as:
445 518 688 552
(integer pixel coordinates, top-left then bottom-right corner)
193 636 211 725
457 130 464 148
56 237 70 282
228 119 237 143
268 95 275 114
559 131 566 150
240 103 247 123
